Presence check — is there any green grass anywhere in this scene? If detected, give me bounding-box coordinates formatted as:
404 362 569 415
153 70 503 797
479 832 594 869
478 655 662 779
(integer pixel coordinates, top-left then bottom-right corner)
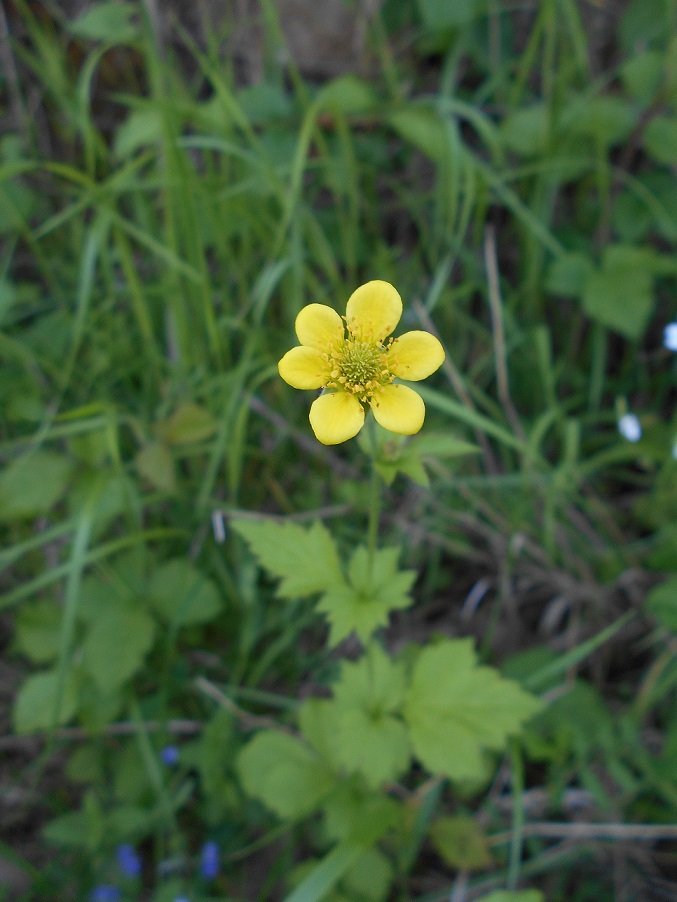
1 0 676 900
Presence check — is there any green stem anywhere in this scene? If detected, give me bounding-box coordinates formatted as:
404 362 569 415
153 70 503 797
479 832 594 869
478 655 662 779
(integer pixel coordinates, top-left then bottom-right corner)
366 419 381 576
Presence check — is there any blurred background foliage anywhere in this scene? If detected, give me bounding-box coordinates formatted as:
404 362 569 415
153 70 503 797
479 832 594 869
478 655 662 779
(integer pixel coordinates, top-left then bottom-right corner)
0 0 676 899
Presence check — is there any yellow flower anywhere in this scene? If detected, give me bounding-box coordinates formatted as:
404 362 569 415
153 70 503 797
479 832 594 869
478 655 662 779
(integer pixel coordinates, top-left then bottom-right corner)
278 280 445 445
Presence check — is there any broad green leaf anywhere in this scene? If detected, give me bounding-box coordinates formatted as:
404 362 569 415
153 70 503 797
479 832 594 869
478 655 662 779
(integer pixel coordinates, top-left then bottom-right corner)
330 648 409 786
582 245 656 339
500 105 549 157
387 108 448 163
644 116 677 166
317 75 377 115
148 559 222 625
82 605 155 691
0 450 73 522
135 441 176 492
647 577 677 631
429 816 492 870
14 669 79 733
544 252 593 297
114 108 163 158
621 51 664 103
156 401 217 445
316 546 414 645
321 780 401 844
42 791 104 849
403 640 542 781
236 730 334 819
565 96 634 147
341 847 393 902
232 519 343 599
13 599 62 663
69 1 138 43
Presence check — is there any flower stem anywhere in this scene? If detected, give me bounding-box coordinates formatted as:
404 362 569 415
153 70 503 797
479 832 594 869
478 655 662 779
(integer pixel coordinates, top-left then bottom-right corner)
366 417 381 577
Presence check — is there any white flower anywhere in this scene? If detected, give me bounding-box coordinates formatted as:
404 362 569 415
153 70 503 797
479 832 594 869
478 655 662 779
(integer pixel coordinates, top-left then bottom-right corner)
618 413 642 443
664 322 677 352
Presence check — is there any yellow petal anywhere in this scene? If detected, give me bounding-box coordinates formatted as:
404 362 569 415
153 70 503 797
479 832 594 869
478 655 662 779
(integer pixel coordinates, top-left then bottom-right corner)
309 391 365 445
278 346 331 389
386 330 445 381
370 384 425 435
295 303 344 350
345 280 402 341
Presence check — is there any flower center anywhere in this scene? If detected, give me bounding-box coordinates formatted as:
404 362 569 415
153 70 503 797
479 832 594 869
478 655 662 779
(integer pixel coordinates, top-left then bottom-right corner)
327 338 393 400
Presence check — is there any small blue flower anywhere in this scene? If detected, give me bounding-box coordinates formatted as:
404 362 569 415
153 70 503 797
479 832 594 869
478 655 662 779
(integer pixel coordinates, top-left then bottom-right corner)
618 413 642 443
160 744 180 766
116 843 141 878
90 886 121 902
200 840 219 880
663 321 677 352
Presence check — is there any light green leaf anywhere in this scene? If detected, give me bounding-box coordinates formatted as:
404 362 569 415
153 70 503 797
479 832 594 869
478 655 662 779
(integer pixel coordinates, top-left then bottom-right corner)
156 401 217 445
82 605 155 691
321 780 402 845
135 441 176 492
621 51 664 103
341 847 393 902
647 577 677 631
69 2 138 43
236 730 334 819
316 546 414 645
14 669 79 733
14 599 62 663
403 639 542 781
582 245 656 339
114 108 163 159
387 108 448 163
0 450 74 522
429 816 492 870
148 559 222 625
232 519 343 599
417 0 485 29
328 648 410 786
317 75 377 115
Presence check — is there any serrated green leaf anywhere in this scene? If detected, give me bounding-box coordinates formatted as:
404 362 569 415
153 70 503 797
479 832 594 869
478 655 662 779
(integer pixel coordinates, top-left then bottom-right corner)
429 815 492 870
316 546 414 645
14 669 79 733
341 847 393 902
321 780 402 844
0 450 74 522
236 730 334 820
647 576 677 631
403 640 542 781
232 519 343 599
13 599 62 663
148 559 222 625
82 605 155 691
328 648 410 786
